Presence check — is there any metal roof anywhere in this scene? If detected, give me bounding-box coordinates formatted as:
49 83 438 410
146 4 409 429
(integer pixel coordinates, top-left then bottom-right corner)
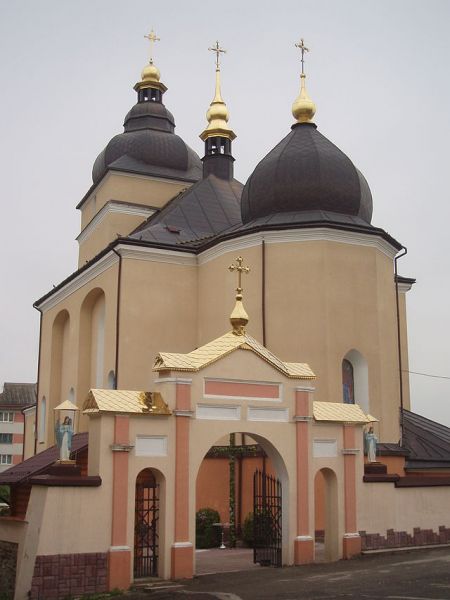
0 432 88 485
0 383 37 408
402 409 450 468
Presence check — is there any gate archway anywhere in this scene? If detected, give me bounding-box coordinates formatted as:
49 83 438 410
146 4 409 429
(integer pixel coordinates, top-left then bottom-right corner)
134 468 160 578
314 468 339 562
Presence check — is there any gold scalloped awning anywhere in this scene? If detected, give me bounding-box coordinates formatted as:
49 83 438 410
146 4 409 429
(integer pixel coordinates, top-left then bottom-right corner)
83 389 171 415
153 331 315 380
313 401 371 424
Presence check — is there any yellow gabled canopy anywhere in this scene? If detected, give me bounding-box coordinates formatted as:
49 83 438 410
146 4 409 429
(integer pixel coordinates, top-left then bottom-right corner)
313 401 371 424
54 399 79 412
153 331 315 380
83 389 171 416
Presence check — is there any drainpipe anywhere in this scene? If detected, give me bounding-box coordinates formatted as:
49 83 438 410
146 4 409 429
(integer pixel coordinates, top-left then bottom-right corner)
262 239 266 346
394 246 407 445
112 248 123 390
32 304 43 455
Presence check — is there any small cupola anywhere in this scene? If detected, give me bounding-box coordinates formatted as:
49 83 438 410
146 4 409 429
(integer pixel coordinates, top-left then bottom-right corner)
200 41 236 180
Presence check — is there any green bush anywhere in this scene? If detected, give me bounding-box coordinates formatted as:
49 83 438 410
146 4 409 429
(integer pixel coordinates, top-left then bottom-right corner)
242 512 254 547
196 508 221 548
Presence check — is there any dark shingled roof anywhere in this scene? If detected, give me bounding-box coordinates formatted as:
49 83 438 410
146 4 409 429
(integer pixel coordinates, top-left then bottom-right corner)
241 122 373 226
0 432 88 485
92 96 202 185
129 174 243 247
0 383 36 408
402 409 450 469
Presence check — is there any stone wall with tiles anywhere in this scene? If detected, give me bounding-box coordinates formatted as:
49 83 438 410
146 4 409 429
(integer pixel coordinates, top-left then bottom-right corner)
30 552 108 599
0 540 18 600
360 525 450 550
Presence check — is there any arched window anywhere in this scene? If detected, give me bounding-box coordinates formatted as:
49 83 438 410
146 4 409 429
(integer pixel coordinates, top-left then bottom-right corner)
107 370 116 390
39 396 46 442
342 359 355 404
342 350 369 412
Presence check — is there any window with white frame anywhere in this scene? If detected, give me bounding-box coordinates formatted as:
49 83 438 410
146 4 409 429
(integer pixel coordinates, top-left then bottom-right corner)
0 412 14 422
0 433 13 444
0 455 12 465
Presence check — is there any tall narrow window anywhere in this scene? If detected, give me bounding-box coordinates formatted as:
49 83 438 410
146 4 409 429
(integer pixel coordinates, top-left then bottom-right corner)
342 359 355 404
39 397 46 442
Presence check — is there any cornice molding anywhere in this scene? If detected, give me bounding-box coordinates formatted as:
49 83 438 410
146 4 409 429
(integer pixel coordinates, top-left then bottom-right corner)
397 282 414 293
77 201 156 245
115 243 196 266
37 251 119 313
198 228 399 265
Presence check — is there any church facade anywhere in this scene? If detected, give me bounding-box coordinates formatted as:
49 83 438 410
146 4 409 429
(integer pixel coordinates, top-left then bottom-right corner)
1 37 449 600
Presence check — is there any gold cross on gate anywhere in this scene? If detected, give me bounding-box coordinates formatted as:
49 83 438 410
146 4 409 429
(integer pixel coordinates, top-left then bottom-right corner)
144 29 160 63
209 40 226 69
295 38 310 75
228 256 250 294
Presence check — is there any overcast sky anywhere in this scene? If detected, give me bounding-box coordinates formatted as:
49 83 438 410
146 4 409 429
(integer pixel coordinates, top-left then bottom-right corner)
0 0 449 426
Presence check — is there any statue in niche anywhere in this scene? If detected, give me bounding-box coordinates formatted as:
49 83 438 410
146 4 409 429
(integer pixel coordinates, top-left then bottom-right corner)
364 425 378 463
55 416 73 461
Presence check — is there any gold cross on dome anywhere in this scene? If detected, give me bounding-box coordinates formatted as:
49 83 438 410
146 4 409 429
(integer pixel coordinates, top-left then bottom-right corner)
295 38 310 75
229 256 250 294
209 40 226 69
144 29 160 63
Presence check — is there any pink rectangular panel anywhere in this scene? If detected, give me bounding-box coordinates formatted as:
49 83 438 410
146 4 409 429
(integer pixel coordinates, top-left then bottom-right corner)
205 380 279 399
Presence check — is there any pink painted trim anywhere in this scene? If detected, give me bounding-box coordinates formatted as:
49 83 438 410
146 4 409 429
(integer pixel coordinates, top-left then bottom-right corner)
174 417 190 541
343 425 357 534
176 383 191 411
205 380 279 399
296 421 309 535
295 390 309 417
114 415 129 445
111 416 129 547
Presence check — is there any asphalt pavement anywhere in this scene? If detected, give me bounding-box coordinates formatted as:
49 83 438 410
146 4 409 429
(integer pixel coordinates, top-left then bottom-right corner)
122 546 450 600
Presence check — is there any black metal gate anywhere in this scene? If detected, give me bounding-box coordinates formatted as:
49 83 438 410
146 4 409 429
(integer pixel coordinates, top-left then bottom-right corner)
134 473 159 578
253 469 282 567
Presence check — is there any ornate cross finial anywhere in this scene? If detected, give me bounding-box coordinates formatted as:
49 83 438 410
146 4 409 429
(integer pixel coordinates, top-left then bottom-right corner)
229 256 250 295
144 29 160 64
209 40 226 69
295 38 310 75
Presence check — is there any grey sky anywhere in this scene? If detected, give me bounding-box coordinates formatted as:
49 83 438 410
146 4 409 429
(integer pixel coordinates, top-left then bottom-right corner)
0 0 449 426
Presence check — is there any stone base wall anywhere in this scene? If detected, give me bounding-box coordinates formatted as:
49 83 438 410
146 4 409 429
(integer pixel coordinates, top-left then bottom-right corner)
0 540 18 600
30 552 108 600
360 525 450 550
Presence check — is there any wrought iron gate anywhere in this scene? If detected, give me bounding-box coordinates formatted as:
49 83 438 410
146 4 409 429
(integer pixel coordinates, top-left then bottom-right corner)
253 469 282 567
134 475 159 578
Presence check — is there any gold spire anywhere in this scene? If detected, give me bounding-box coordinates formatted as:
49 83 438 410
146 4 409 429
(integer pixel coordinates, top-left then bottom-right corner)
200 41 236 142
228 256 250 336
292 38 316 123
135 28 167 93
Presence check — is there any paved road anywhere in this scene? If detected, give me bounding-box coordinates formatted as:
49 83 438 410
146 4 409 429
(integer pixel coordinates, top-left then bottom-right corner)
125 546 450 599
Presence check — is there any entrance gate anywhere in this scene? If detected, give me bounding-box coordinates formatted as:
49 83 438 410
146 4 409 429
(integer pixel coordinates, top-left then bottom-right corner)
253 469 282 567
134 470 159 578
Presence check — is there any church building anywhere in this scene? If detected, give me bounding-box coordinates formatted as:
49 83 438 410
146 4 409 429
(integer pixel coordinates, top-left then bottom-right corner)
0 34 449 600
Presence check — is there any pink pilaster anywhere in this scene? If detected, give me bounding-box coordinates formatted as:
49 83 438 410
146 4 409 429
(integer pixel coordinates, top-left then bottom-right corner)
171 380 194 579
108 415 132 590
294 388 314 565
342 424 362 558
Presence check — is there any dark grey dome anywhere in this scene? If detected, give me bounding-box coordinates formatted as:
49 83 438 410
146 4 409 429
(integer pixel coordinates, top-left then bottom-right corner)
92 99 202 184
241 122 373 225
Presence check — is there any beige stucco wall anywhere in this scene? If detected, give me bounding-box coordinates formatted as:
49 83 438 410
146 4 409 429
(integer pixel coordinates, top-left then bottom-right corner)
197 239 405 441
36 231 409 454
37 259 119 448
80 173 190 230
78 210 150 267
23 410 36 460
358 482 450 535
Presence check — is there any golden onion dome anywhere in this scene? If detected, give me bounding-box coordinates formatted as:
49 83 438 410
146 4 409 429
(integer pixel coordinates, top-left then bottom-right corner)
141 61 161 84
292 73 316 123
200 67 236 141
